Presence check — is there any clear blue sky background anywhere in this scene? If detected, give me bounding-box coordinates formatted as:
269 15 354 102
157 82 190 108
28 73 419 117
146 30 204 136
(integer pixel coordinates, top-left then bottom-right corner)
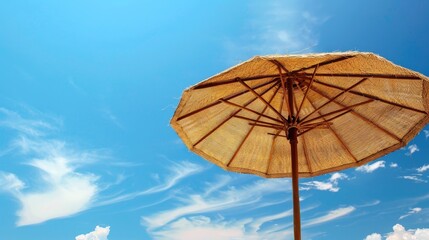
0 1 428 239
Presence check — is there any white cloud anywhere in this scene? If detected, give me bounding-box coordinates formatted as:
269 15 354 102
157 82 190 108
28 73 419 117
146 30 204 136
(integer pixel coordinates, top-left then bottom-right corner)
417 164 429 173
10 138 98 226
150 215 293 240
401 175 427 183
356 161 385 173
0 107 57 137
406 144 419 156
75 226 110 240
146 205 346 239
303 206 355 227
365 224 429 240
0 172 25 193
225 0 327 62
301 173 347 192
100 107 124 129
141 178 290 232
399 207 422 220
96 160 204 206
0 108 100 226
390 163 398 168
423 130 429 139
365 233 382 240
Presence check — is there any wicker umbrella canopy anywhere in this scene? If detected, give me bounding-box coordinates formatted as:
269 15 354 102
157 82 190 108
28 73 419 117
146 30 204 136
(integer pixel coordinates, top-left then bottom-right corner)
170 52 429 239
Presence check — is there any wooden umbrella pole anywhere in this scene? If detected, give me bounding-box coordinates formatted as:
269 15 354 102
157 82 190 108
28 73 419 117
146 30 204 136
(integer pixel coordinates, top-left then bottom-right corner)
289 126 301 240
285 77 301 240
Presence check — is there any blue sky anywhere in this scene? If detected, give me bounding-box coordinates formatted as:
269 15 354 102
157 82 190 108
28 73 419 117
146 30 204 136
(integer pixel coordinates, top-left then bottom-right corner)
0 1 429 239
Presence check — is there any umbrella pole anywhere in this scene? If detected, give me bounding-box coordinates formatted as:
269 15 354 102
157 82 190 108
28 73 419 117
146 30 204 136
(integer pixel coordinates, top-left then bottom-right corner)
286 77 301 240
289 127 301 240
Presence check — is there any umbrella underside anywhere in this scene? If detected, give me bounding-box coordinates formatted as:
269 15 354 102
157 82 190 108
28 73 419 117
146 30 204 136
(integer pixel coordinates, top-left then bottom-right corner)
171 52 429 178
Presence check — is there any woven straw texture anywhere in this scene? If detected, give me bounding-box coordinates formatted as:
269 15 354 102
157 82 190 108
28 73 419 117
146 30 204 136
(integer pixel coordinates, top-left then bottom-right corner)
171 52 429 178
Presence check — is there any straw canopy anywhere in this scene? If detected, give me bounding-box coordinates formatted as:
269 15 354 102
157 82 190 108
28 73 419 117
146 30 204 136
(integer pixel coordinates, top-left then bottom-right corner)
171 52 429 178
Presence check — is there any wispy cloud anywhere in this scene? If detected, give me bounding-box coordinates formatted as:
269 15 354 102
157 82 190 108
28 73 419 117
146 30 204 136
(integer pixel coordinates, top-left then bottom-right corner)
75 226 110 240
417 164 429 173
141 177 290 232
0 137 99 226
423 130 429 139
364 224 429 240
100 107 124 129
302 206 355 228
224 0 327 62
401 175 427 183
390 163 398 168
356 161 385 173
399 207 422 220
0 108 101 226
0 107 57 137
96 160 204 206
406 144 419 156
300 173 348 192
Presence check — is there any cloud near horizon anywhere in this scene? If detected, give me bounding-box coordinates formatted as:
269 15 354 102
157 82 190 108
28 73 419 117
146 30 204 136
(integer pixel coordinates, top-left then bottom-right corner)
75 225 110 240
364 224 429 240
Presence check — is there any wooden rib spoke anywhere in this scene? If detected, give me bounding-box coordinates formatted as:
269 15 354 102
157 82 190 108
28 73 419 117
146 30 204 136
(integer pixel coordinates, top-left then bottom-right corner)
233 115 284 127
193 75 280 89
291 55 355 73
268 133 287 138
266 129 282 174
296 65 318 120
301 99 373 124
220 99 283 124
310 79 427 114
269 59 290 73
298 72 421 80
249 122 284 130
276 65 290 118
177 79 278 121
300 77 369 122
226 83 280 167
193 84 280 147
238 78 286 121
302 133 312 173
297 85 358 162
308 85 402 142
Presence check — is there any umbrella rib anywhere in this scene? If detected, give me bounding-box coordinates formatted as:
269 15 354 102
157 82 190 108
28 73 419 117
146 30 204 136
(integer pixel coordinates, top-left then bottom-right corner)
301 87 358 162
291 55 355 74
193 74 280 89
268 133 288 138
272 61 291 118
301 99 373 125
193 83 280 147
300 77 369 122
249 122 284 130
296 65 318 120
298 72 421 80
220 99 283 124
265 129 282 174
226 85 279 167
234 115 283 127
269 59 290 73
238 78 286 121
309 86 402 142
311 79 427 114
301 133 312 173
177 78 278 121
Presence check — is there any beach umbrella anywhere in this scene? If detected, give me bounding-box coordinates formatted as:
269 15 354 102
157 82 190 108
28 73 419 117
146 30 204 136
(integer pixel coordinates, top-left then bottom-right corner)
170 52 429 240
